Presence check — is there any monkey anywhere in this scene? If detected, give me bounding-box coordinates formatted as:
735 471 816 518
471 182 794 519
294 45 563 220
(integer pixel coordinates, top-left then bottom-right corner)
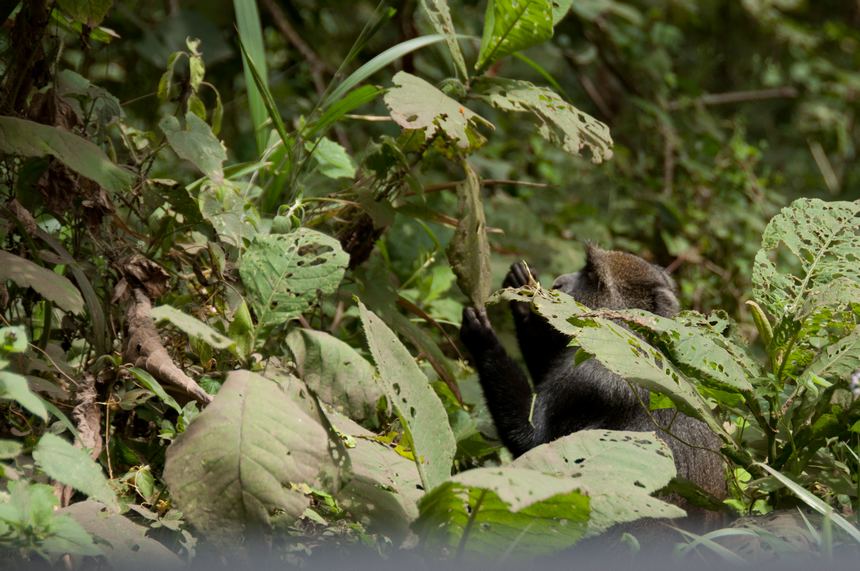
459 245 726 522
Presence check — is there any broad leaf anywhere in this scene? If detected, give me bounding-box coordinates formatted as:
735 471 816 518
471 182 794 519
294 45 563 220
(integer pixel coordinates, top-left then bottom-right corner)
57 0 113 26
61 500 183 570
33 433 118 511
414 467 590 556
384 71 494 151
477 77 613 163
329 412 422 538
163 370 333 541
307 137 357 179
151 304 235 350
0 251 84 315
0 482 101 558
607 309 753 393
160 112 227 182
239 229 348 329
286 328 383 423
798 325 860 386
128 367 183 414
513 430 685 534
476 0 554 73
447 162 491 307
491 286 726 438
0 371 48 420
0 116 133 193
752 198 860 322
420 0 468 79
358 301 456 491
197 180 262 248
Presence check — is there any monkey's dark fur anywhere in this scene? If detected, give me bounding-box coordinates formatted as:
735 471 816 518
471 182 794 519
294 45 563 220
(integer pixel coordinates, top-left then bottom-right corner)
460 245 726 520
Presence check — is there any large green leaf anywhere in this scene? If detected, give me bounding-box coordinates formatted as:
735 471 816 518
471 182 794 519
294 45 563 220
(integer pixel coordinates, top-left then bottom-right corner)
414 467 590 556
420 0 468 80
197 180 262 248
286 328 383 423
384 71 494 151
57 0 113 26
306 137 356 180
606 309 753 393
798 325 860 386
491 286 726 439
476 77 613 163
163 370 334 541
150 304 235 351
0 482 101 559
446 162 491 306
476 0 554 73
0 116 133 193
0 371 48 420
358 300 456 491
33 433 118 511
239 229 348 329
329 412 422 538
753 198 860 322
160 112 227 182
513 430 685 535
61 500 183 570
0 251 84 315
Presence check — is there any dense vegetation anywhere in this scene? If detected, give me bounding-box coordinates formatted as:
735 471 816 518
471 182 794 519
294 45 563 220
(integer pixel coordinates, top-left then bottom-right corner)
1 0 859 566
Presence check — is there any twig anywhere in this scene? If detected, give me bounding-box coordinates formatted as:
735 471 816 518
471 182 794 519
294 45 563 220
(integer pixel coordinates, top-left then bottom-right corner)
260 0 331 95
668 86 798 110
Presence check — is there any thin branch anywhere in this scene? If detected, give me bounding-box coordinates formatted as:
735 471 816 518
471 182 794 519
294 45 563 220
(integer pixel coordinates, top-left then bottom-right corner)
668 86 798 110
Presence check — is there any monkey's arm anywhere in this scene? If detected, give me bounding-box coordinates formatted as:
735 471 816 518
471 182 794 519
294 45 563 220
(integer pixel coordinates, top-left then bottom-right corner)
460 307 538 457
504 261 570 384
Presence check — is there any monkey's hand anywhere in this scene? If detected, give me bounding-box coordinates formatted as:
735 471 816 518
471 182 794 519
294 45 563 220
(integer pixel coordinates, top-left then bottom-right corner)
460 307 501 355
503 261 537 319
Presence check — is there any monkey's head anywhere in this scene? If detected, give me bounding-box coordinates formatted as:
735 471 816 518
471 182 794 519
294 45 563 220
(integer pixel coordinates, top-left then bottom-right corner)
551 245 680 317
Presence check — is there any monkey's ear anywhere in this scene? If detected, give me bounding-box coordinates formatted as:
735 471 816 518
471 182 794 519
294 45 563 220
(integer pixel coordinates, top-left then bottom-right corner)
584 244 612 285
653 286 680 317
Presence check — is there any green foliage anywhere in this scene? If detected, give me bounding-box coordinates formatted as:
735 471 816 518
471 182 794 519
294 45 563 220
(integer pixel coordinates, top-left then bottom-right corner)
2 0 860 565
163 370 335 542
239 229 349 331
32 434 119 511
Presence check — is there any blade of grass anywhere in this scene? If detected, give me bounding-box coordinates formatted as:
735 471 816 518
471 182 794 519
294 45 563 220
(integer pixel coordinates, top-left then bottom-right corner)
757 462 860 544
323 34 449 108
236 35 292 151
233 0 269 154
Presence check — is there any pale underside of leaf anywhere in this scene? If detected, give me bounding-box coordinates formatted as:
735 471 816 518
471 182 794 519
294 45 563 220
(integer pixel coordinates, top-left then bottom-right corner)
478 77 613 163
358 300 456 491
163 370 333 541
384 71 494 151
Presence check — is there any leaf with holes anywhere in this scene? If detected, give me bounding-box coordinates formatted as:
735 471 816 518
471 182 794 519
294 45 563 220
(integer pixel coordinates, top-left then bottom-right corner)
447 162 491 306
384 71 493 151
476 0 554 73
476 77 613 163
286 328 383 424
420 0 468 79
513 430 684 535
358 300 455 491
329 412 422 539
798 325 860 387
239 229 348 329
753 198 860 323
163 370 334 541
414 467 590 556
